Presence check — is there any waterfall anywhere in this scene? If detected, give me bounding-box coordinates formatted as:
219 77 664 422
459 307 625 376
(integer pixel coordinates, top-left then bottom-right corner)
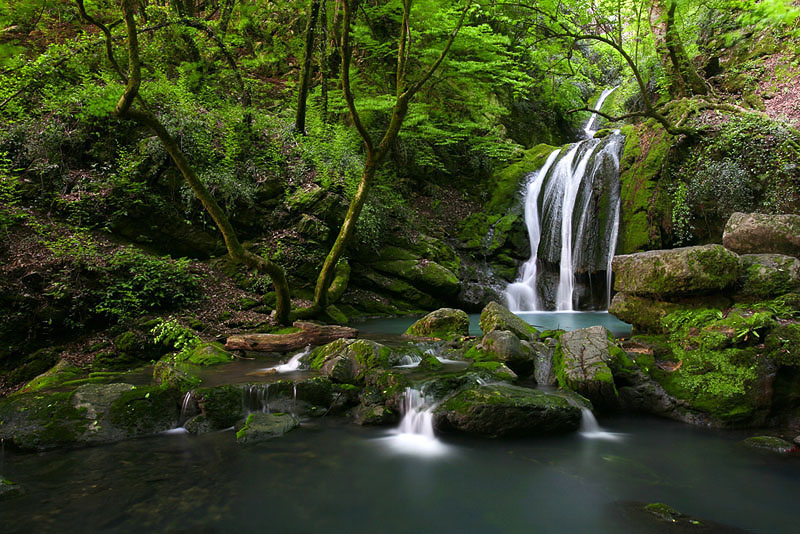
579 408 621 440
262 346 311 373
379 387 450 457
505 87 623 311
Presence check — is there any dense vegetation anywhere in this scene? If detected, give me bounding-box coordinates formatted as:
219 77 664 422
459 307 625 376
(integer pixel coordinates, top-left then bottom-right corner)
1 0 799 391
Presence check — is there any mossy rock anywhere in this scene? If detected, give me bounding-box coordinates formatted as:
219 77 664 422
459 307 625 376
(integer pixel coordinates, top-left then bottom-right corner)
470 361 518 382
5 347 60 386
306 339 394 384
612 245 741 298
0 390 89 450
433 384 581 437
554 326 618 408
176 342 234 366
609 293 732 334
235 412 299 443
739 435 796 454
195 385 244 430
737 254 800 299
481 330 534 377
764 323 800 366
723 212 800 257
479 301 538 340
370 258 460 297
106 384 181 437
152 356 203 391
20 359 84 393
405 308 469 339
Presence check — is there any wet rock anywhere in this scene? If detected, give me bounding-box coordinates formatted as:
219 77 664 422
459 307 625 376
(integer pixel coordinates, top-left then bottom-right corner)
739 436 796 454
614 501 746 532
371 258 460 298
354 404 398 426
532 339 558 386
20 359 84 393
306 339 394 384
469 361 518 382
194 385 244 430
481 330 534 377
612 245 741 297
556 326 618 408
433 384 581 437
723 212 800 257
0 383 181 450
235 413 299 443
405 308 469 339
737 254 800 298
479 301 539 340
180 342 234 366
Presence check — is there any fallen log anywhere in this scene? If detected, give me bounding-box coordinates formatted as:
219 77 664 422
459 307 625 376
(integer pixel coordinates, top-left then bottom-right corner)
224 321 358 353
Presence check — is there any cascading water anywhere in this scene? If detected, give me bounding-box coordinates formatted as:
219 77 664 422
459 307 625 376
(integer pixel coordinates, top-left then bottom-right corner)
505 87 624 311
379 387 450 457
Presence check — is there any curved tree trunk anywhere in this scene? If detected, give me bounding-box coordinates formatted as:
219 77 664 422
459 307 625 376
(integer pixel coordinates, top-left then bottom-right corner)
649 0 707 97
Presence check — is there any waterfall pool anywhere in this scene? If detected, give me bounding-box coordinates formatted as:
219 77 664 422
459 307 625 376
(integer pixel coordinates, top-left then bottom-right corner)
2 414 798 533
354 311 632 338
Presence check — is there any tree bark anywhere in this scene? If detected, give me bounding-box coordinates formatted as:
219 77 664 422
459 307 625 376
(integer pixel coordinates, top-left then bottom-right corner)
295 0 321 134
649 0 707 97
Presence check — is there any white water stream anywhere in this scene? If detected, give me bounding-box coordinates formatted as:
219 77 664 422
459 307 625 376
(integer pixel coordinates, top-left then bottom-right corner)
379 387 450 457
505 87 623 312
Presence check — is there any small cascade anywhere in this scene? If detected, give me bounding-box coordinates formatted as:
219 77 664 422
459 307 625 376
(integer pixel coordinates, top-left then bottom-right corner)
244 384 271 413
505 86 623 311
163 391 195 434
379 387 450 457
264 346 311 373
579 408 621 440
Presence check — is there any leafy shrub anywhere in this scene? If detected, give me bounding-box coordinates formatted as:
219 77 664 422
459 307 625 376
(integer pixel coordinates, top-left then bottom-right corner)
94 247 201 322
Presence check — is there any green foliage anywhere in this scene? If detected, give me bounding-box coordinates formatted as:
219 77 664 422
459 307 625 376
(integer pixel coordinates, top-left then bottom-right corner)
671 182 692 246
94 247 201 322
150 319 201 353
0 151 26 231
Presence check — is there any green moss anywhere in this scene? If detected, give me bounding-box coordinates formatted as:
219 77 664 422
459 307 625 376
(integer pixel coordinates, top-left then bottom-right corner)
471 361 516 381
175 342 233 366
643 503 681 522
108 384 180 433
0 391 89 450
20 360 84 393
464 346 500 363
764 323 800 365
196 385 244 429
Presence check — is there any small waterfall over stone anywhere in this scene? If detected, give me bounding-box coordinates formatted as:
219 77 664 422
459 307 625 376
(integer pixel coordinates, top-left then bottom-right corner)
579 408 622 440
505 87 624 311
379 387 450 456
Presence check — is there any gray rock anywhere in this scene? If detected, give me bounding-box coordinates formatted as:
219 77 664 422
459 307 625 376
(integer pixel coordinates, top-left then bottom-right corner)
405 308 469 339
482 330 534 377
737 254 800 298
612 245 740 297
0 477 24 501
235 413 299 443
556 326 617 408
306 339 394 384
531 339 558 386
433 384 581 437
479 301 539 340
723 212 800 257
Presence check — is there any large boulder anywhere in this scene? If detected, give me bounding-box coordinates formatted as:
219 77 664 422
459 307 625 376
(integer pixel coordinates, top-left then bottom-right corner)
612 245 741 297
481 330 535 377
737 254 800 298
405 308 469 339
555 326 618 408
609 293 732 333
305 339 394 384
532 338 558 386
723 212 800 257
433 384 581 437
371 258 460 297
479 301 538 340
0 383 180 450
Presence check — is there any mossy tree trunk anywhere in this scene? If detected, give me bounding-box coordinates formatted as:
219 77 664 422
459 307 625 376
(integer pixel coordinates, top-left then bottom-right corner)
648 0 707 97
311 0 470 311
78 0 293 324
295 0 321 134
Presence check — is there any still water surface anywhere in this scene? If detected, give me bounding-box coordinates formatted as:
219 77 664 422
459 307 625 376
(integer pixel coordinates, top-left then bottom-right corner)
2 415 798 533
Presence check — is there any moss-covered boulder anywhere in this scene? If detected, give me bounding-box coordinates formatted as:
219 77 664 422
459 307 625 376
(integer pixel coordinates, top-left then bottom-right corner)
20 359 84 393
555 326 618 408
235 412 299 443
433 384 581 437
481 330 534 377
305 339 394 384
194 385 244 430
0 383 180 450
405 308 469 339
764 323 800 366
371 258 460 298
176 342 234 366
479 301 538 340
737 254 800 298
739 435 796 454
609 293 732 333
723 212 800 257
612 245 741 297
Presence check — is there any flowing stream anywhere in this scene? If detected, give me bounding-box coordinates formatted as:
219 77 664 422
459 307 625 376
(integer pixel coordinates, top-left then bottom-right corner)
506 87 623 311
379 387 450 457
